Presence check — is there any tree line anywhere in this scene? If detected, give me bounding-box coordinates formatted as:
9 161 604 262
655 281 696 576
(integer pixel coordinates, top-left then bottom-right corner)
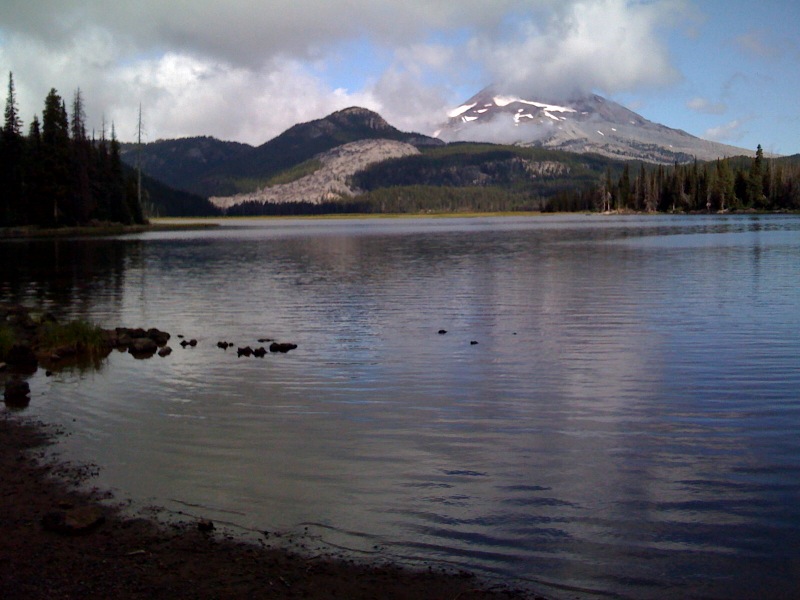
0 73 145 228
545 146 800 213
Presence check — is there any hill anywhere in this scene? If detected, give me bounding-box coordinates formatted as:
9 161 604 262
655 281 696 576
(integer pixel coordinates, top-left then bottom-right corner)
120 137 252 198
123 108 443 199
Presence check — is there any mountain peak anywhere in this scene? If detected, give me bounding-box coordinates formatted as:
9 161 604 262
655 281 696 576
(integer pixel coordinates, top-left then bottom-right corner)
326 106 394 133
438 88 753 163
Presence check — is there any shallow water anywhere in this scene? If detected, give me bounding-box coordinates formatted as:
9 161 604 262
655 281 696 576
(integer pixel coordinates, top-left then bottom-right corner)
3 214 800 599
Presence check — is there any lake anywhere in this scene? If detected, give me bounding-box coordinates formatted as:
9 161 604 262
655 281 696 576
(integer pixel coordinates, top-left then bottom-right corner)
3 214 800 599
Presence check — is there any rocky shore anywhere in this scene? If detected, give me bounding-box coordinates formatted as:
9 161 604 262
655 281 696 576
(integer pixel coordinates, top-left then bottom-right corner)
1 303 539 599
0 414 539 599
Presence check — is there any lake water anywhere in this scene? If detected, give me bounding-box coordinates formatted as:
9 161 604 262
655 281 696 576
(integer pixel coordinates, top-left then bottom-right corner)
3 214 800 599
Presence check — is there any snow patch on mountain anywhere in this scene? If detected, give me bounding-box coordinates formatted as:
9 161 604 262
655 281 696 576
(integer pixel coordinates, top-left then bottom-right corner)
438 87 754 163
448 103 477 118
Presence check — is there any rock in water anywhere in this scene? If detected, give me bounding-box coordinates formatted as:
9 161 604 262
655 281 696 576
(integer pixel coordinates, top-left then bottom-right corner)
5 343 38 370
4 378 30 407
269 342 298 353
128 337 158 357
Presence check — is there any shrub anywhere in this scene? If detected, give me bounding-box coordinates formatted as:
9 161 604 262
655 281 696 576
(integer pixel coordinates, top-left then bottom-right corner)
38 320 107 355
0 324 14 360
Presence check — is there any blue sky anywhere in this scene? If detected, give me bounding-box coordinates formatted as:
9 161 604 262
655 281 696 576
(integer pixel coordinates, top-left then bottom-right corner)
0 1 797 155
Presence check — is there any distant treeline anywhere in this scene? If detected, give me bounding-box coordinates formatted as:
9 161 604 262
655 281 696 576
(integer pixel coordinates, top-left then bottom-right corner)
225 186 541 216
217 144 800 217
0 73 145 228
546 146 800 213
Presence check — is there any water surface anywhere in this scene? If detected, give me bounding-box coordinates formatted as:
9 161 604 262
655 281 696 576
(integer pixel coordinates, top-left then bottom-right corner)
3 214 800 599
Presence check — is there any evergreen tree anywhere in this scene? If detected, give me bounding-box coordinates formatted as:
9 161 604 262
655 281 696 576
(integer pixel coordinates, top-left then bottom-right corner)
3 72 22 136
1 72 25 225
70 88 93 221
41 88 71 225
747 144 766 208
25 115 45 224
108 122 133 224
618 164 631 210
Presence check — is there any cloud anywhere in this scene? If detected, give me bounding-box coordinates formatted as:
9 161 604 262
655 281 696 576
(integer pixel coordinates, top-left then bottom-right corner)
0 0 693 143
468 0 688 100
704 118 750 143
686 97 727 115
733 29 781 60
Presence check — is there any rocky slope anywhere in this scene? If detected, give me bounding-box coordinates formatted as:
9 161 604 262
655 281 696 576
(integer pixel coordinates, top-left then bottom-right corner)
209 139 420 209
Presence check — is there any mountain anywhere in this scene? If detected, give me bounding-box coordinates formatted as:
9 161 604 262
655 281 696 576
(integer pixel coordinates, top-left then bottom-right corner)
120 136 252 197
436 87 754 164
203 107 442 196
137 170 221 217
122 108 442 199
210 139 420 209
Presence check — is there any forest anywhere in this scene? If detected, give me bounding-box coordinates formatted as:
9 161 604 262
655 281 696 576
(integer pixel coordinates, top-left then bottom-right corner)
545 146 800 213
0 73 145 228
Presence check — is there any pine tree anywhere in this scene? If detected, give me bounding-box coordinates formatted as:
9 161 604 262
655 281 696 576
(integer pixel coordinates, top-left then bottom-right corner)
41 88 71 225
618 164 631 210
25 115 46 224
108 122 133 224
3 72 22 137
70 88 93 221
1 72 25 225
747 144 766 209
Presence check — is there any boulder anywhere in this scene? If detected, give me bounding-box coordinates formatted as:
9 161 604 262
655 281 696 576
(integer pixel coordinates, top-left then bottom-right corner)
41 505 105 535
4 378 30 407
269 342 298 353
197 519 215 533
5 343 38 369
157 346 172 357
252 346 267 358
237 346 253 357
146 328 171 347
128 337 158 357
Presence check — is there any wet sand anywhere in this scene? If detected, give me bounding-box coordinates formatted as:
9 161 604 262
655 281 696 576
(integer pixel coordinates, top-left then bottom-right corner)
0 413 540 599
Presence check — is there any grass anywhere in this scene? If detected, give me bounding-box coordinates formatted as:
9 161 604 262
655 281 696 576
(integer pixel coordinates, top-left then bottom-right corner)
37 320 108 355
0 324 14 361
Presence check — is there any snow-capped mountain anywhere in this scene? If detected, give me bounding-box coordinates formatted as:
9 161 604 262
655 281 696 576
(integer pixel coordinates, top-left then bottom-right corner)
436 87 753 163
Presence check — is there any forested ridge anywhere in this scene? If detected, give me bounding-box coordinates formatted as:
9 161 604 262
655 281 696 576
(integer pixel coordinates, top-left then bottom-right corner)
0 73 145 228
346 143 800 215
546 146 800 213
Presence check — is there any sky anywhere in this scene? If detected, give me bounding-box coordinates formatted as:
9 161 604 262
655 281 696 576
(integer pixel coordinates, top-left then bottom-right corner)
0 0 798 155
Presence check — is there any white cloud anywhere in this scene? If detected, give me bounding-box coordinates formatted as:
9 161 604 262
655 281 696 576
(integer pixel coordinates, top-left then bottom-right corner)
0 0 695 143
468 0 688 100
704 118 750 143
686 97 727 115
733 29 781 60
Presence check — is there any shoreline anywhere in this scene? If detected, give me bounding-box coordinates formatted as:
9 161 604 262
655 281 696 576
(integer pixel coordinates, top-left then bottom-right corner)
3 210 794 239
0 221 220 239
0 411 538 599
